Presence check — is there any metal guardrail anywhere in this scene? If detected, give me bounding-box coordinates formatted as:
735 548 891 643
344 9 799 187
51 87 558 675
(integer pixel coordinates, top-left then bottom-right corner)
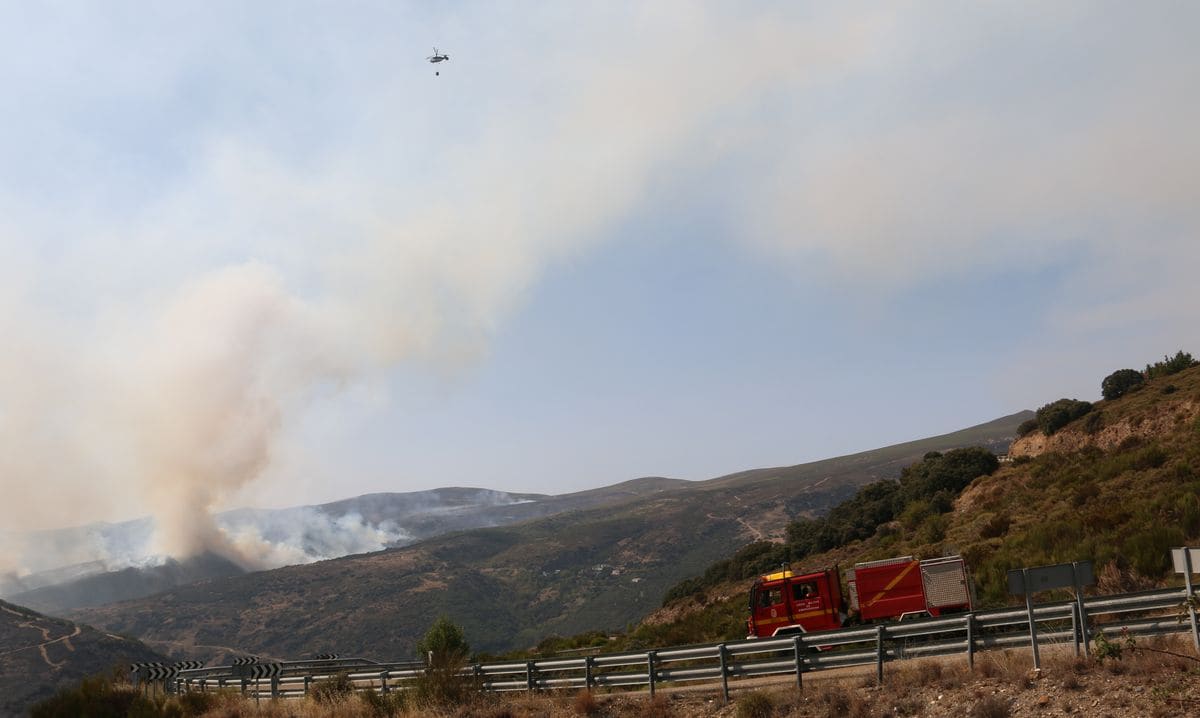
148 586 1197 701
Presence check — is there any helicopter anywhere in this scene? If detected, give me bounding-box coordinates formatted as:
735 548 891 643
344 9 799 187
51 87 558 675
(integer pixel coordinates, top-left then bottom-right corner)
427 47 449 75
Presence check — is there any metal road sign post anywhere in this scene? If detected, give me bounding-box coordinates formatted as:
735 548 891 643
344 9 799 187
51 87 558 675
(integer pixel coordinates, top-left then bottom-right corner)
1008 561 1095 670
1171 547 1200 652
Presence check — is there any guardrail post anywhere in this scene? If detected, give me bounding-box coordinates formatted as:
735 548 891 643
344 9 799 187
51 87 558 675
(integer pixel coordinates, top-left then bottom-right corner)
1074 572 1090 657
270 676 279 699
584 655 594 692
303 675 311 695
380 671 389 694
966 614 975 670
875 625 885 685
717 644 729 704
792 635 804 691
1183 548 1200 654
647 651 657 698
473 663 483 691
526 660 536 693
1070 602 1081 657
1022 569 1042 671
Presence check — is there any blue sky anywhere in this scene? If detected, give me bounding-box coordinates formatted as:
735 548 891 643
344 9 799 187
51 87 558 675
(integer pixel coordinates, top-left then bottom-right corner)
0 3 1197 554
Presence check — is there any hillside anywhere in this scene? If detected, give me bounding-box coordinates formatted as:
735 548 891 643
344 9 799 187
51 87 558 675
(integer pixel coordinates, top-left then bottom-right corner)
0 599 166 717
1 487 550 609
8 553 244 616
71 412 1027 659
634 363 1200 647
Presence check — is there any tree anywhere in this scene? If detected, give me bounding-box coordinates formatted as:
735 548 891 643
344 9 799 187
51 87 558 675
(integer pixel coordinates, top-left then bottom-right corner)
417 615 470 663
1101 368 1144 400
1016 418 1039 438
1035 398 1092 435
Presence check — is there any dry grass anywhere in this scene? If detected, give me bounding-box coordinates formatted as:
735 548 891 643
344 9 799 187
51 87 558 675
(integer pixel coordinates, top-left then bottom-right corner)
571 689 599 716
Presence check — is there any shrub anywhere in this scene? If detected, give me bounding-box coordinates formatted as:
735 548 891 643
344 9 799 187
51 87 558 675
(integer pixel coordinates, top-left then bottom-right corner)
573 688 601 716
1082 411 1104 435
1101 368 1144 400
1035 398 1093 435
980 512 1011 539
1123 526 1185 577
1016 418 1039 437
412 616 477 708
1145 350 1198 379
311 671 355 703
31 676 144 718
360 688 406 717
736 690 775 718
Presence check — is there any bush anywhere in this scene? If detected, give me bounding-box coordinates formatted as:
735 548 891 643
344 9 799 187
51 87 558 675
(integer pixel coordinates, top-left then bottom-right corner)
1101 368 1144 400
573 689 601 716
1082 411 1104 435
898 446 1000 502
1016 418 1039 437
1145 350 1198 379
980 512 1012 539
1123 526 1185 577
413 617 476 708
417 615 470 663
360 688 406 717
1035 398 1093 435
311 671 355 704
736 690 775 718
31 676 144 718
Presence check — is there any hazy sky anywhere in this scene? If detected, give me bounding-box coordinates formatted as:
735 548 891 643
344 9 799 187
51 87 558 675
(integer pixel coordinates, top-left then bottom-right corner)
1 1 1198 538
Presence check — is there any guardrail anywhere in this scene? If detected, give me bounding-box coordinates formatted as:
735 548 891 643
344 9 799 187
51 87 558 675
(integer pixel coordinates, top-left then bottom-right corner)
147 586 1197 702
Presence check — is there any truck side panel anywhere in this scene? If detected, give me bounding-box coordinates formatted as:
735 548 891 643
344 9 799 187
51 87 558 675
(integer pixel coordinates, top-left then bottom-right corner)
852 559 927 621
919 557 972 614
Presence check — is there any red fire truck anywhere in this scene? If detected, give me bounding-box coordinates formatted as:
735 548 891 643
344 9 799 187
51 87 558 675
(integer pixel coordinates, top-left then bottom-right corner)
747 555 974 638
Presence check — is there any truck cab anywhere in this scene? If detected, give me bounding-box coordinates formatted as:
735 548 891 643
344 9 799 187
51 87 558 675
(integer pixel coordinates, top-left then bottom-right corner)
746 567 846 638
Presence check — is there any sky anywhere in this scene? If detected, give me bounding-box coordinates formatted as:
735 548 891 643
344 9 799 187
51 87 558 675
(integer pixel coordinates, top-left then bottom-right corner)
0 2 1198 560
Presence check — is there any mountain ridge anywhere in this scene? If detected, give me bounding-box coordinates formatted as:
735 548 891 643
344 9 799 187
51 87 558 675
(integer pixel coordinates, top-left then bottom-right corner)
72 410 1029 659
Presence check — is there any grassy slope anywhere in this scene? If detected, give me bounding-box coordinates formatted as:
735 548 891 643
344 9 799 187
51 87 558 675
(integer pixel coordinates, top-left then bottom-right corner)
72 412 1028 658
628 366 1200 648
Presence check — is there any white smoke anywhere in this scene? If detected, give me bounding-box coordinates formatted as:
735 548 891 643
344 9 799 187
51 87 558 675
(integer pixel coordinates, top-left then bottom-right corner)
0 2 1198 572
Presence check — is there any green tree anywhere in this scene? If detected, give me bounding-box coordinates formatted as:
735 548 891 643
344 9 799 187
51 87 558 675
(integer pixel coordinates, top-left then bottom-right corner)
1016 418 1039 437
417 615 470 662
1035 398 1092 435
1101 368 1144 400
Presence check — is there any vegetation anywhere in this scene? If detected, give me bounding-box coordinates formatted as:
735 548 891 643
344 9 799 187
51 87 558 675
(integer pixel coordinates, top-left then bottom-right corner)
1102 368 1145 400
412 616 476 708
1016 417 1039 437
1146 350 1199 379
1034 398 1093 436
415 615 470 662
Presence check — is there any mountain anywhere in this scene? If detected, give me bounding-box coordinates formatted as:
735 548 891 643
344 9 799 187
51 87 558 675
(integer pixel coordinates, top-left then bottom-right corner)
8 553 245 616
0 599 166 717
1 487 548 612
72 411 1028 659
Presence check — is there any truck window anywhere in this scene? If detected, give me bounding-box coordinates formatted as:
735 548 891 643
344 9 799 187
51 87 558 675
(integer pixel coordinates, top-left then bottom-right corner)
759 588 783 608
792 582 818 601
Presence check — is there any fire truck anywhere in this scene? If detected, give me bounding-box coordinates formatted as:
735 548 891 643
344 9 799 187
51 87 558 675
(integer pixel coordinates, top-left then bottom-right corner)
747 555 974 638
